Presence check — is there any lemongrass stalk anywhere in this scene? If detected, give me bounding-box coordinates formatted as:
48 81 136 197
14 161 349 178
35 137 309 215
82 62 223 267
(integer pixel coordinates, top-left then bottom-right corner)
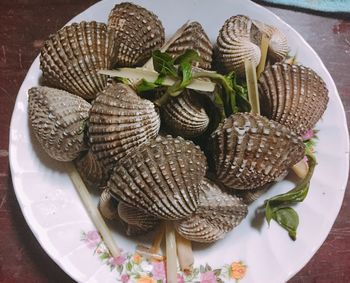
150 223 165 254
165 222 177 283
176 232 194 274
67 162 120 258
245 59 260 115
135 244 165 261
256 34 269 78
292 159 309 179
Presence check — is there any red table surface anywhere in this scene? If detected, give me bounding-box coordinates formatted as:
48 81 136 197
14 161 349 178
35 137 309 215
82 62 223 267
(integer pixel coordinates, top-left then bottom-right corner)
0 1 349 282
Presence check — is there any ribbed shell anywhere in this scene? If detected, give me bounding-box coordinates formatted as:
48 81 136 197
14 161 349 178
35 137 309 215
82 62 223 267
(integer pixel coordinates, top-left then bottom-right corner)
234 185 270 205
216 15 261 75
161 90 210 139
28 86 91 162
118 202 159 236
210 112 305 190
40 21 116 100
167 22 213 70
108 135 207 220
108 2 165 67
253 21 289 62
75 150 109 188
175 178 248 243
258 63 329 135
98 189 119 220
89 83 160 171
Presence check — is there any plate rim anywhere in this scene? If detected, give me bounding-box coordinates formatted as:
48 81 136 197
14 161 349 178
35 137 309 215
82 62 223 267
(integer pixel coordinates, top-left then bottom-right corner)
9 0 350 282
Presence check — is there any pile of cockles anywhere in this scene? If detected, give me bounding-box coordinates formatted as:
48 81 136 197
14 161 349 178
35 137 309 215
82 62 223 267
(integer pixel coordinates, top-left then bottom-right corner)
28 1 329 271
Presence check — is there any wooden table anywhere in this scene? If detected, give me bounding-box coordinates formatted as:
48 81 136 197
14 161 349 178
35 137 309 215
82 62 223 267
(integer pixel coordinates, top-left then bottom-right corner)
0 1 349 282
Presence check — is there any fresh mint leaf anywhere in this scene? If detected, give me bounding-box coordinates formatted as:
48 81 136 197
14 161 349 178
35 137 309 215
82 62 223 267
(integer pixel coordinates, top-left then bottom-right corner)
152 50 177 77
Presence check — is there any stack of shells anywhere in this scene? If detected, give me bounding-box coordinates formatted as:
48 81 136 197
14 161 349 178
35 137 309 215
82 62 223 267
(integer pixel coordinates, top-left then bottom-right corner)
28 2 329 244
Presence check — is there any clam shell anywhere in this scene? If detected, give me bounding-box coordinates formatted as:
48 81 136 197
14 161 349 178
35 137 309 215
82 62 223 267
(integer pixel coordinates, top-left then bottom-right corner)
40 21 116 100
98 189 119 220
210 112 305 190
161 90 210 139
258 63 329 135
88 83 160 171
234 185 270 204
108 135 207 220
216 15 261 75
175 178 248 243
118 202 159 236
108 2 165 67
167 21 213 69
28 86 91 162
253 20 289 62
75 150 108 188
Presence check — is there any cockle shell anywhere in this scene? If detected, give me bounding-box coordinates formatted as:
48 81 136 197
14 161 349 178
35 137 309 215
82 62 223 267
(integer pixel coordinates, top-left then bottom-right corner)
75 150 108 188
253 20 289 62
108 135 207 220
118 202 159 236
210 112 305 190
98 189 119 220
234 185 270 204
166 21 213 70
216 15 289 74
175 178 248 243
258 63 329 135
108 2 165 67
28 86 91 162
40 21 116 100
216 15 261 75
88 83 160 171
161 90 210 139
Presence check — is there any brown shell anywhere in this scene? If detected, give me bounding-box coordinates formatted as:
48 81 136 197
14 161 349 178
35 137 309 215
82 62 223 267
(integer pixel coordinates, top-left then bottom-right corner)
118 202 159 236
98 189 119 220
161 90 210 139
40 21 116 100
258 63 329 135
216 15 261 75
108 135 207 220
166 22 213 69
28 86 91 162
108 2 165 67
233 185 270 205
88 83 160 171
210 112 305 190
253 20 289 62
75 150 109 188
175 178 248 243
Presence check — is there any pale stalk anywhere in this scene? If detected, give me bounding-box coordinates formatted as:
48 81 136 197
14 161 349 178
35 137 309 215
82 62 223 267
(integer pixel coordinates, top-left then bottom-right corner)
165 222 177 283
256 34 269 78
67 162 120 258
245 59 260 114
143 21 191 70
176 232 194 274
292 159 309 179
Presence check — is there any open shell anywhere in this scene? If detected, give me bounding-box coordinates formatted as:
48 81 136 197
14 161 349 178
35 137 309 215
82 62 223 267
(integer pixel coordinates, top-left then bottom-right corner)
118 202 159 236
210 112 305 190
258 63 329 135
98 189 119 220
108 135 207 220
161 90 210 139
108 2 165 67
28 86 91 162
175 178 248 243
166 21 213 69
40 21 116 100
75 150 109 189
88 83 160 171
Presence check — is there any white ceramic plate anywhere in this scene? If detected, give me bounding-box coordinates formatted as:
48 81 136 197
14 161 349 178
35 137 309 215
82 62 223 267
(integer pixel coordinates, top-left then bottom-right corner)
9 0 349 282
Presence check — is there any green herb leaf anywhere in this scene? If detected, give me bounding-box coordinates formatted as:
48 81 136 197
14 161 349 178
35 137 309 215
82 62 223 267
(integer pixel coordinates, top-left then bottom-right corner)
136 79 159 92
174 49 200 65
152 50 177 77
179 62 193 89
273 207 299 240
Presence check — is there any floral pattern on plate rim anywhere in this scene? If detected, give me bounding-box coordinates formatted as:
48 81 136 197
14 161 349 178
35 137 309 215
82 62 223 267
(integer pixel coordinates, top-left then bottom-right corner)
81 230 247 283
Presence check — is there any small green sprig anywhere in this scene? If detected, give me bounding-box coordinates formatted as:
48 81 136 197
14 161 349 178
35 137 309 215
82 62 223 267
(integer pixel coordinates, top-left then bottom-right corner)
264 150 317 240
